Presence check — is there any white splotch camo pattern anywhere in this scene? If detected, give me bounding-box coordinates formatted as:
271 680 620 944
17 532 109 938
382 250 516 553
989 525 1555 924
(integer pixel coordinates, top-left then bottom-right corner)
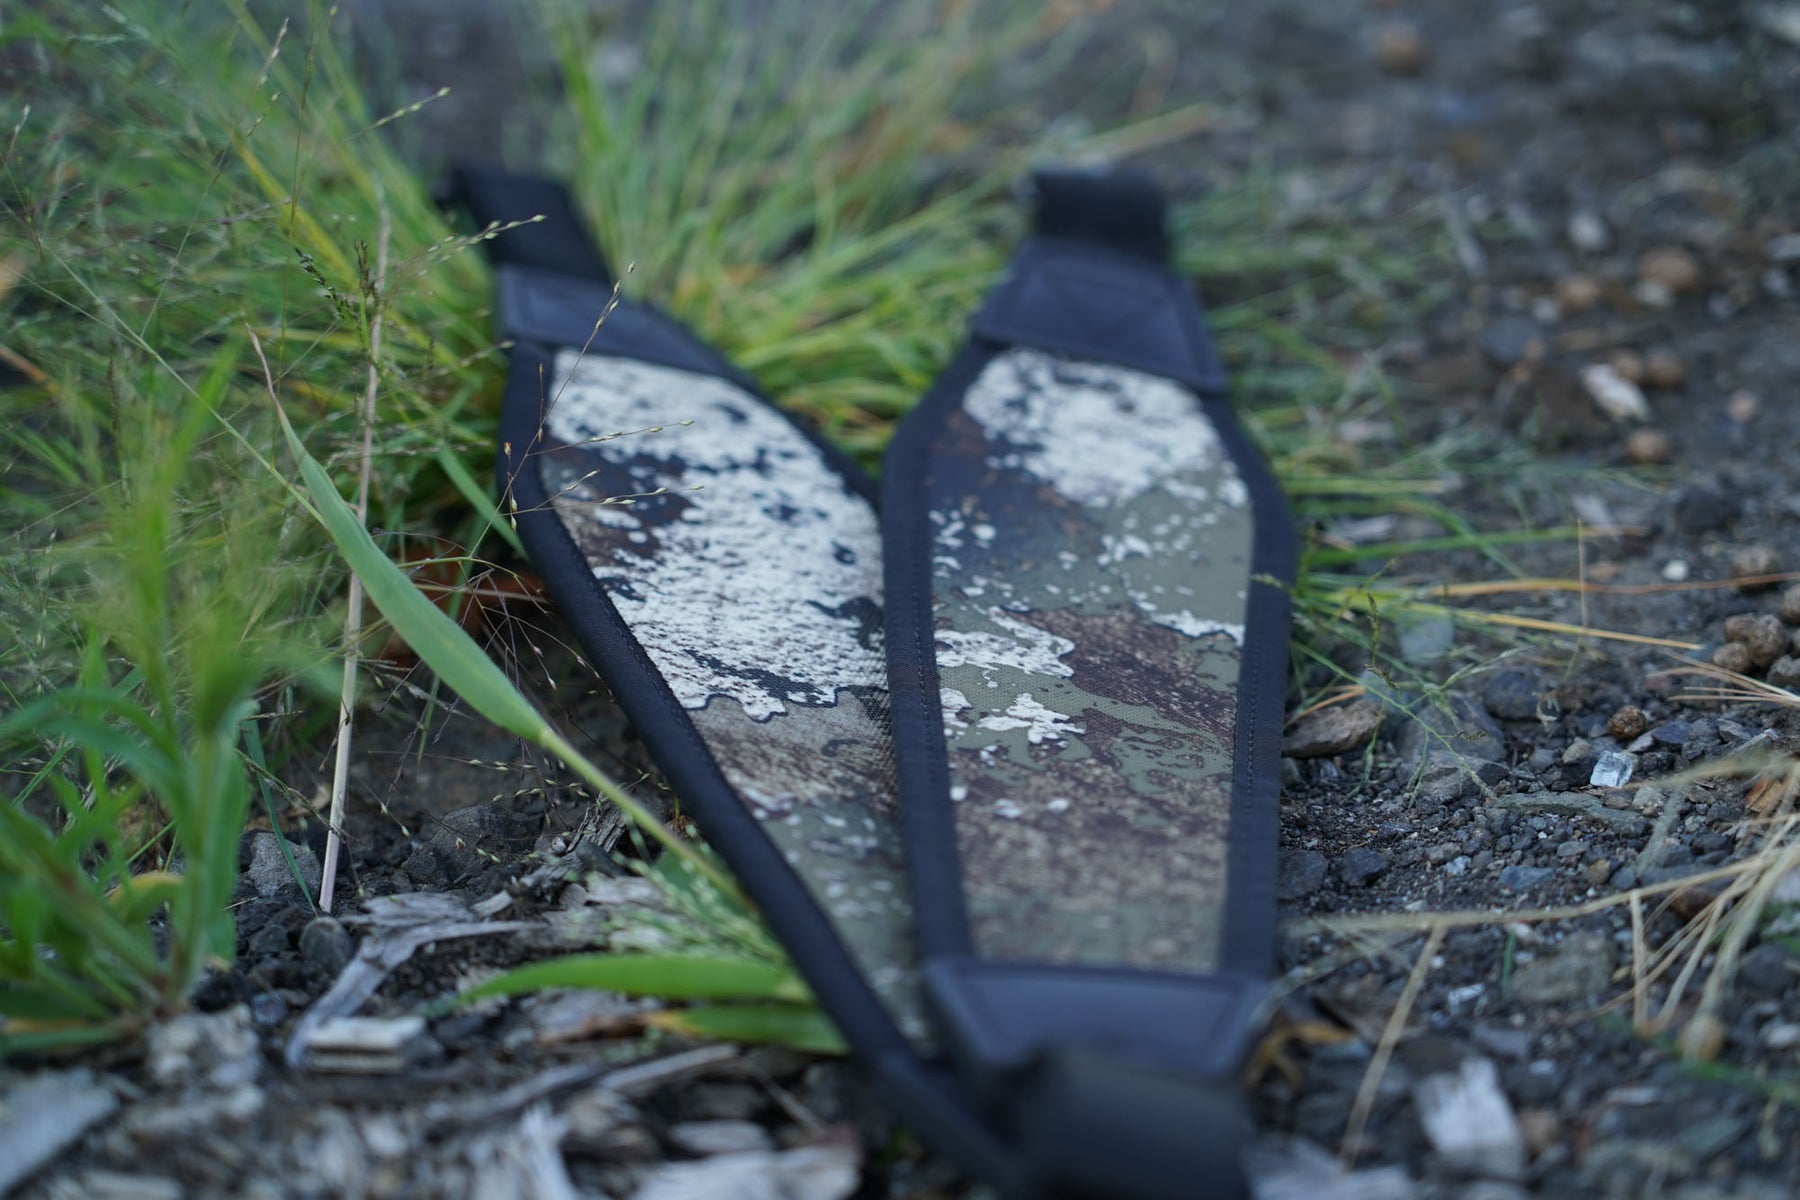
928 347 1253 970
536 350 919 1030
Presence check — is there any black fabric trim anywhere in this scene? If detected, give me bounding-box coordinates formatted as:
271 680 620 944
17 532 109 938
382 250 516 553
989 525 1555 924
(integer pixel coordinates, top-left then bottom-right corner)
1209 394 1296 976
879 341 1003 961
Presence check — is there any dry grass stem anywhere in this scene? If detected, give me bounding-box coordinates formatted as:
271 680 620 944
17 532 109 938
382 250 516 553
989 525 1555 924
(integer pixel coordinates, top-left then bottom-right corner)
320 199 392 914
1340 923 1445 1165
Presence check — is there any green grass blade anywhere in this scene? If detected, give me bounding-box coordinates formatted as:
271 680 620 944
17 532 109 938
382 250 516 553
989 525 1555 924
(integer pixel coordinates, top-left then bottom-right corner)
649 1004 846 1055
460 953 810 1004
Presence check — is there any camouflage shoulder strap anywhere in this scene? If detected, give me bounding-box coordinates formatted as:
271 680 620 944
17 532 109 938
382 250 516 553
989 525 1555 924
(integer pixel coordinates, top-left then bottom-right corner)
881 169 1297 1199
446 167 1020 1190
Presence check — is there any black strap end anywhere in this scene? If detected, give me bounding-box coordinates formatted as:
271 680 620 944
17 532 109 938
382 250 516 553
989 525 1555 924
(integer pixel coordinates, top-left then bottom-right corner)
1014 1045 1253 1200
1031 167 1170 263
443 164 613 285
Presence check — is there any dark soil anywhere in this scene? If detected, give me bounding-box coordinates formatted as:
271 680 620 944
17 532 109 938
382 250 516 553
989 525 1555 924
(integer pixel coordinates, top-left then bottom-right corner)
9 2 1800 1198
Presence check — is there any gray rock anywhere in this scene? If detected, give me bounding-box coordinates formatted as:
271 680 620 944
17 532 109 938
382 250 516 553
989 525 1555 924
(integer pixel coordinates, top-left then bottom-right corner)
1478 316 1545 369
1768 655 1800 690
668 1120 776 1157
1649 720 1691 746
247 921 290 959
1489 791 1647 833
1283 699 1384 759
1510 932 1616 1003
1278 849 1331 900
401 802 542 887
1675 1113 1750 1162
1414 1057 1526 1180
300 916 357 978
0 1070 120 1195
245 831 321 901
1480 669 1543 721
1397 611 1458 662
249 991 288 1026
1670 485 1740 535
1246 1135 1418 1200
1395 693 1507 772
1337 847 1389 887
1470 1024 1533 1061
1736 942 1800 997
1498 865 1557 891
630 1140 860 1200
147 1006 260 1090
1459 1183 1531 1200
1418 755 1476 802
65 1170 184 1200
119 1084 265 1140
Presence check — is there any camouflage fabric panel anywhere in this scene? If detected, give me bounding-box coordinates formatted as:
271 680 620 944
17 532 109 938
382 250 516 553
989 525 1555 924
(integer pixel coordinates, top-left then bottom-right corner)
929 347 1252 971
537 350 920 1030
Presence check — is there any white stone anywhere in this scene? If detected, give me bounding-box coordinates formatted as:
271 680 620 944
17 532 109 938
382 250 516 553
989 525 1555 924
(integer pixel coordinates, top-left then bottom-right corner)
1580 364 1649 423
1414 1057 1527 1180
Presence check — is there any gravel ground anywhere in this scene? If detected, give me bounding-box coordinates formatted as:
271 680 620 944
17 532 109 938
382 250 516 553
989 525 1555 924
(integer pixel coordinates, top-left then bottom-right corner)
7 2 1800 1198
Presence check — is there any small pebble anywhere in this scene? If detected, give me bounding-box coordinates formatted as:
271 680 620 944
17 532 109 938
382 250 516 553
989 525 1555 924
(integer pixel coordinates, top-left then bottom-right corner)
1637 245 1702 294
1763 1022 1800 1050
1671 485 1740 534
249 992 288 1026
1727 389 1761 423
1731 546 1780 591
300 916 356 979
1607 350 1644 384
1768 656 1800 691
1661 558 1690 582
1605 706 1648 740
1568 210 1610 253
1712 641 1755 675
1581 364 1649 423
1649 721 1691 746
1553 273 1601 312
1586 859 1613 887
1499 864 1557 891
1779 584 1800 625
1481 668 1543 721
1590 750 1635 789
1337 847 1389 887
1372 20 1429 74
1625 428 1672 464
1643 349 1685 389
1282 699 1383 759
1740 614 1788 667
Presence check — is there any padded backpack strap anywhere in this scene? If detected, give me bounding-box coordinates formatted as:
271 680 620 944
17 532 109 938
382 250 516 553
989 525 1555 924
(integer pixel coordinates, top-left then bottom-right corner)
882 167 1295 1199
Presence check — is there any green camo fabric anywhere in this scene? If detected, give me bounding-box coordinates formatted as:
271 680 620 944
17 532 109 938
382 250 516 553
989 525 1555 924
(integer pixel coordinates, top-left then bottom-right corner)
927 346 1252 971
533 349 924 1034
